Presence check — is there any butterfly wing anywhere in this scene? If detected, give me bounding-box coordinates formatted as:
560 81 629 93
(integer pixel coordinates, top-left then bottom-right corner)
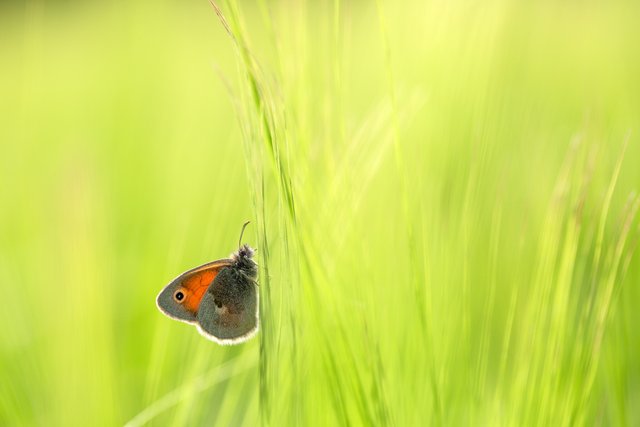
196 266 259 344
156 259 233 324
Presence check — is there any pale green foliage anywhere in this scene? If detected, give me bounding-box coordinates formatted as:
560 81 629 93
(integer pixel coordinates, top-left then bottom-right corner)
0 0 639 426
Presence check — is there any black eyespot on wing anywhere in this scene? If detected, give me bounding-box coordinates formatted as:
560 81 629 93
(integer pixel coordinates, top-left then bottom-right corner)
174 290 184 302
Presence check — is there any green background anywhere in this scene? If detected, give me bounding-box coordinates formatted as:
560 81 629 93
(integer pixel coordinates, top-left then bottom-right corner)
1 0 639 425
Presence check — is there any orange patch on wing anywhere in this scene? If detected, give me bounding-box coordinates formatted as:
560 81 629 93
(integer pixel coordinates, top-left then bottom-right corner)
179 262 231 313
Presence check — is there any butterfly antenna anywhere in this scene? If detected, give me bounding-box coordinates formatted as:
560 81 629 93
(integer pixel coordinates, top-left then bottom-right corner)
238 221 251 248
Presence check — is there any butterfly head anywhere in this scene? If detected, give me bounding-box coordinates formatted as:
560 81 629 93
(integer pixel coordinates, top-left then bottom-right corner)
232 244 258 280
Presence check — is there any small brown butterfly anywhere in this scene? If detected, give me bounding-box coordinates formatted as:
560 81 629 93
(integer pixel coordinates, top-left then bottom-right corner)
156 222 258 344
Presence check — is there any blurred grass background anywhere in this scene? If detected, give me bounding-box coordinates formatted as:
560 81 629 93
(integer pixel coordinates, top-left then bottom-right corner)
1 0 639 425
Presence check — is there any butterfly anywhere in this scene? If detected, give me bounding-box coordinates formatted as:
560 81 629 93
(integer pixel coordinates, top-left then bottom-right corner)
156 222 259 344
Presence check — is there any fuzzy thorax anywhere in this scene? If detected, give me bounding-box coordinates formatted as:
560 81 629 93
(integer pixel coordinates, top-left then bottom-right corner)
232 244 258 280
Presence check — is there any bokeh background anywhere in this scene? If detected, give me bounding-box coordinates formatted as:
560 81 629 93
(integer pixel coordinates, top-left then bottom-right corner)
1 0 639 425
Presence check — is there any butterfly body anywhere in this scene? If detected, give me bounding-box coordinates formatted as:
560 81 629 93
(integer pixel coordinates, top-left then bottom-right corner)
156 243 259 345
